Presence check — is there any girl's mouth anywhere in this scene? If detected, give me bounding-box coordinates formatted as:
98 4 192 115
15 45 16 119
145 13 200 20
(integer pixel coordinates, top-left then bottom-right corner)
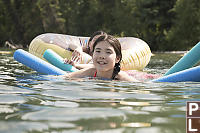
97 61 107 65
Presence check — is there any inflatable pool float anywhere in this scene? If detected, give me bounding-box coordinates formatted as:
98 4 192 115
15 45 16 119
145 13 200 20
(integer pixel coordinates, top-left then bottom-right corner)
29 33 152 71
152 65 200 82
14 49 200 82
164 42 200 76
13 49 67 75
43 49 78 72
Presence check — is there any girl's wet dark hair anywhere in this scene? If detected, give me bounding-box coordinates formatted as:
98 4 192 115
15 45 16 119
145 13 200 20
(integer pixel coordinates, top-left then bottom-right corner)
88 31 106 42
92 34 122 80
86 31 106 53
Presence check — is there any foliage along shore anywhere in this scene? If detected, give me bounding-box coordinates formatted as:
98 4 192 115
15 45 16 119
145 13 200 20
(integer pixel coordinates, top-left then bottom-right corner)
1 0 200 51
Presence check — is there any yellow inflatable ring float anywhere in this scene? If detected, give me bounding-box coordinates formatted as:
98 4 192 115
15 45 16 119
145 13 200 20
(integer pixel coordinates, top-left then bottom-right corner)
29 33 151 71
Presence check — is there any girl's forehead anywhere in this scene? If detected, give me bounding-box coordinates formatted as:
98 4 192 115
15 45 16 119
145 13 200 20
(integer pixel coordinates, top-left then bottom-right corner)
95 41 114 49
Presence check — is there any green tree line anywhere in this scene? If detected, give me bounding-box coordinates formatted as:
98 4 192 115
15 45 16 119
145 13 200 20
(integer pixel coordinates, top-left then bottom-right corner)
0 0 200 51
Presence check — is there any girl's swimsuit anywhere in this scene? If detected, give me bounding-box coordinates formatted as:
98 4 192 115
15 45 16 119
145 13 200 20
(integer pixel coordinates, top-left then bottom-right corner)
93 71 117 80
94 71 97 77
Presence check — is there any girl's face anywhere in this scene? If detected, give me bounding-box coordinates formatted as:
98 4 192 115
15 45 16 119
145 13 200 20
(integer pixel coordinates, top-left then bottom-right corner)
93 41 120 72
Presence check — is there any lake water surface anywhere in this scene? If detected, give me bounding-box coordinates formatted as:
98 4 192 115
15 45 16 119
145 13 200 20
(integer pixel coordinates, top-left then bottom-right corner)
0 50 199 133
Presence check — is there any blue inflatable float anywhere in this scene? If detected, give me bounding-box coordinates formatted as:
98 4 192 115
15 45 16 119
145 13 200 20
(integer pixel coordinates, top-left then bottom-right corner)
152 66 200 82
164 42 200 76
14 49 67 75
43 49 78 72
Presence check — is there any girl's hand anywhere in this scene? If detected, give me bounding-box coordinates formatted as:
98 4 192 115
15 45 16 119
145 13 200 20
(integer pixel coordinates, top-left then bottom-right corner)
63 58 76 66
71 47 83 63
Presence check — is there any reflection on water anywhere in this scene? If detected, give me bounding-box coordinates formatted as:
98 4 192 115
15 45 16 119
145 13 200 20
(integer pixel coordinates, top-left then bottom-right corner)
0 50 199 133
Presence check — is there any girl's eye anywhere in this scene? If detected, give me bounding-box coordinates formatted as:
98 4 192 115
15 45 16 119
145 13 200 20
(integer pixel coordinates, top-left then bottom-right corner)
106 51 112 54
95 50 100 53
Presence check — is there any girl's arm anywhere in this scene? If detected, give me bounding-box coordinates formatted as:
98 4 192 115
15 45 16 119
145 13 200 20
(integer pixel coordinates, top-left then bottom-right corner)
64 67 95 78
73 64 94 70
117 71 139 82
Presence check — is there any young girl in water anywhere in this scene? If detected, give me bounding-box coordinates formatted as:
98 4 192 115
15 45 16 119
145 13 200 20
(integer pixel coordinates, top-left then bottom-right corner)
64 34 139 82
64 31 106 69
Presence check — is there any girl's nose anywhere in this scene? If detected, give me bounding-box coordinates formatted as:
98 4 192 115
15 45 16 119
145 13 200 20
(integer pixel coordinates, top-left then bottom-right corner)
100 56 105 59
99 54 105 59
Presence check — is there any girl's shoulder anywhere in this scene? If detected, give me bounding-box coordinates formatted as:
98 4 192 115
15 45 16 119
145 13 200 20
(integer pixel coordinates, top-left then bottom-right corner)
116 71 139 82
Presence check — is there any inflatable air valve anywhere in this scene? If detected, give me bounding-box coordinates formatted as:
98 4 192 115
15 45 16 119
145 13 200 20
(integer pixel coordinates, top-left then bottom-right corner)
164 42 200 76
13 49 67 75
43 49 78 72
